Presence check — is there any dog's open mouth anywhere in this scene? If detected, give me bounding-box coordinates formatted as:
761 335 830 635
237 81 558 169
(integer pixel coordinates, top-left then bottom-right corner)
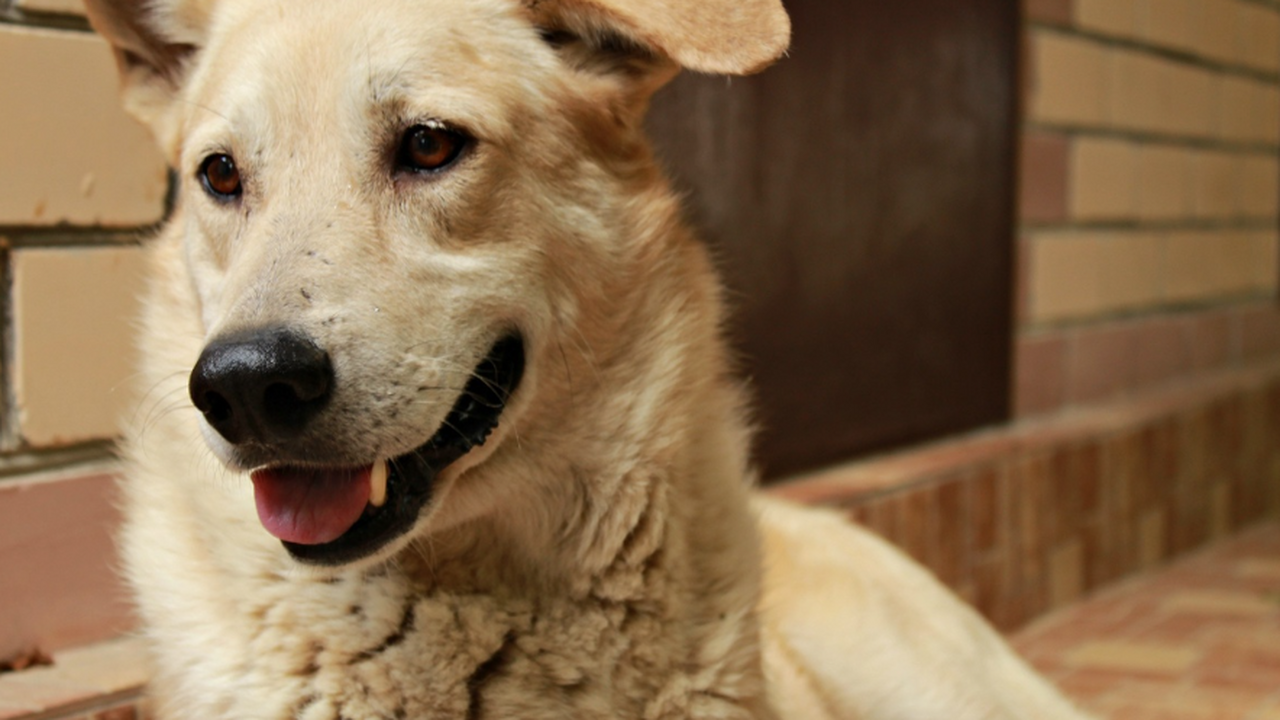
249 334 525 566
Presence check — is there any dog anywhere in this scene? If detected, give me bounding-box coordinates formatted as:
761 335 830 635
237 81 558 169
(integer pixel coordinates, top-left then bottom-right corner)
84 0 1095 717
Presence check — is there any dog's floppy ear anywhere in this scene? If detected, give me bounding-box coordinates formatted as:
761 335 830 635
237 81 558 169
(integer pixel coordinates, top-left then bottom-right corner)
528 0 790 76
82 0 214 155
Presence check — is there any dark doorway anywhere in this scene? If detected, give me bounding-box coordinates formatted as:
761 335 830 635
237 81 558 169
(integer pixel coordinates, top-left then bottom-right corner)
647 0 1019 478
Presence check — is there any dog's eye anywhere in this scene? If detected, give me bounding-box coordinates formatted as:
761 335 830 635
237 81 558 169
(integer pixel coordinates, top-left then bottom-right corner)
396 125 468 173
199 154 242 200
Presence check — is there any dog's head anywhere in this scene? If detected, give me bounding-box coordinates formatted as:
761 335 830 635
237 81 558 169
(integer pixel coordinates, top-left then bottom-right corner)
86 0 787 567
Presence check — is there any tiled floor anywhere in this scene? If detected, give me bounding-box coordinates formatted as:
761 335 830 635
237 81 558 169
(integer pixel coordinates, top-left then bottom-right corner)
1012 523 1280 719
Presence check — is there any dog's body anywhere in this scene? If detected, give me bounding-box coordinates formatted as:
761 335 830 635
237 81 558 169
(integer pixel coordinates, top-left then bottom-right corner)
85 0 1092 717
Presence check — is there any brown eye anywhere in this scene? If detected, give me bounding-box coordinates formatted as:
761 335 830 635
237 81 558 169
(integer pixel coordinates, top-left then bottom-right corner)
199 154 242 200
396 125 468 173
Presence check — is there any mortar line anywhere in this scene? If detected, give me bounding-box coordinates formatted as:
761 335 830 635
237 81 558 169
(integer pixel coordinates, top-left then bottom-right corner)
1029 23 1280 84
0 7 92 33
0 440 120 481
1024 122 1280 154
0 230 152 249
1022 218 1280 233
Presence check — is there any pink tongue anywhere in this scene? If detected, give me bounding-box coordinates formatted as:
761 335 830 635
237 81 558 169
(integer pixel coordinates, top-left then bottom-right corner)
251 466 373 545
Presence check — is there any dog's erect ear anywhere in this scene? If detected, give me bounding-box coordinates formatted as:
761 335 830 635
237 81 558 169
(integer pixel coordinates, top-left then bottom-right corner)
82 0 214 154
528 0 790 76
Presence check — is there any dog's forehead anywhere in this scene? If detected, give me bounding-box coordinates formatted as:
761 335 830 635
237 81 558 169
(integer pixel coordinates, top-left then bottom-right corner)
182 0 551 147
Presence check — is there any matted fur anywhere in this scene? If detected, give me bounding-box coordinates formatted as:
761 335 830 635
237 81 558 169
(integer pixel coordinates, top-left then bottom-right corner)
84 0 1094 717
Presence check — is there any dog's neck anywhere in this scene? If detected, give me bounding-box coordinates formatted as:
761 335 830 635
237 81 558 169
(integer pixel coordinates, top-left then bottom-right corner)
375 191 771 714
418 193 757 584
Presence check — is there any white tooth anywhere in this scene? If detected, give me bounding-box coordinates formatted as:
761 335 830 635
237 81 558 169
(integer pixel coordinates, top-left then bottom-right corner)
370 459 388 508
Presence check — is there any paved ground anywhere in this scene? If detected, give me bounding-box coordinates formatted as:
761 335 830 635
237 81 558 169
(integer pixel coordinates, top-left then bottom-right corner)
1012 523 1280 720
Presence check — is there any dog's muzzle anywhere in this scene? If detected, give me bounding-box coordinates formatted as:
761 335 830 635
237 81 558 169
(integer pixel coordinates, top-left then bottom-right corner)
188 329 526 565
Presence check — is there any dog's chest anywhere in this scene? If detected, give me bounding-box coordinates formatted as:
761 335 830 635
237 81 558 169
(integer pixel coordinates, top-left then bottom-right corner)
215 573 685 720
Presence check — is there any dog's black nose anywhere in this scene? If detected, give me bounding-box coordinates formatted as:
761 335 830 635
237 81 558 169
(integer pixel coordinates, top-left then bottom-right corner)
189 328 334 445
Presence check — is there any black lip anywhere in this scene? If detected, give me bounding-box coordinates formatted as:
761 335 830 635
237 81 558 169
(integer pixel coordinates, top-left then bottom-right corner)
283 334 526 566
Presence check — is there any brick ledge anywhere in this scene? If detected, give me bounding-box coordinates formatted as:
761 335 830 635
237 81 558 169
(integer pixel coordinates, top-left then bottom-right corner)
770 358 1280 506
0 637 148 720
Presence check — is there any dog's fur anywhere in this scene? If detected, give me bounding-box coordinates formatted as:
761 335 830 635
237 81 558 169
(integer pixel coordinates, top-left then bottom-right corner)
85 0 1093 717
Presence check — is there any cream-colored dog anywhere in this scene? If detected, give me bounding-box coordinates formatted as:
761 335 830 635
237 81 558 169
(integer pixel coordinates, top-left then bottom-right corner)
85 0 1093 717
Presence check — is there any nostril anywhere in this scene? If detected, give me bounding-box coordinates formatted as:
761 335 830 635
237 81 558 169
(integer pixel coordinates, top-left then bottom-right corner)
264 382 300 408
201 391 233 425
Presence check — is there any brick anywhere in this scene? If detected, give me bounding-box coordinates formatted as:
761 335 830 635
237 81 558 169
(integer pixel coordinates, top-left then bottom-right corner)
1136 145 1194 220
1238 559 1280 579
1186 310 1235 371
0 670 100 715
1026 0 1073 25
970 467 1003 555
1076 0 1139 37
1067 322 1139 403
1171 66 1218 138
1132 316 1192 389
0 473 133 660
1195 0 1243 63
864 494 904 546
1046 448 1082 543
1077 442 1101 515
1221 77 1280 145
1064 640 1200 674
1030 32 1111 125
1029 231 1105 322
1096 232 1163 312
1237 154 1279 219
1139 507 1168 568
0 26 166 226
1020 131 1070 223
1111 50 1216 138
1254 82 1274 144
1241 229 1279 293
900 485 939 568
1159 230 1209 301
1143 0 1198 53
53 638 151 695
11 246 146 446
1013 455 1051 616
1221 230 1272 295
935 479 968 586
1015 332 1069 416
1070 137 1138 220
0 704 41 720
1236 2 1280 73
1219 77 1254 142
13 0 85 13
1165 230 1253 303
1210 482 1232 539
1192 150 1239 219
1240 303 1280 361
1102 432 1139 517
0 639 148 719
1163 590 1278 616
1048 539 1086 609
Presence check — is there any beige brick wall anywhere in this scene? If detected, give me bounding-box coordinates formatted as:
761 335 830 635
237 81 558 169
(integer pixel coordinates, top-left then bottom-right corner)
11 0 85 16
0 10 159 661
0 19 163 454
0 26 166 227
1018 0 1280 417
11 246 146 447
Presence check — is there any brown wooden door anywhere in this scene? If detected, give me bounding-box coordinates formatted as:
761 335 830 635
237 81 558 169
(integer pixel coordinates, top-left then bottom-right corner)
647 0 1019 477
